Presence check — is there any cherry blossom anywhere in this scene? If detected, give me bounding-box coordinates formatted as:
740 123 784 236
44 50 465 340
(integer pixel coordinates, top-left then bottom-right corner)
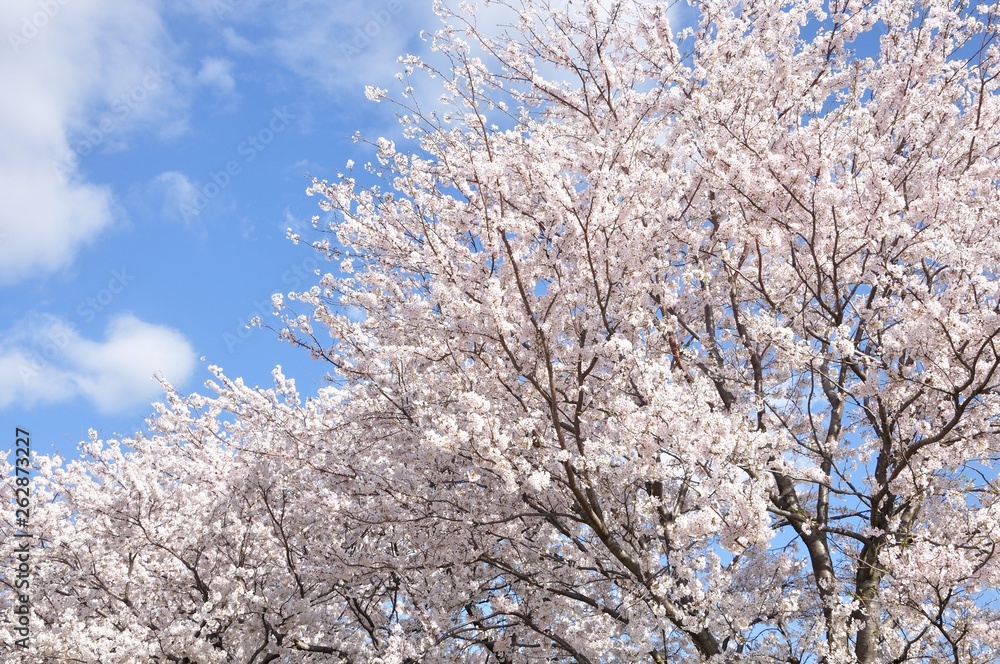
5 0 1000 661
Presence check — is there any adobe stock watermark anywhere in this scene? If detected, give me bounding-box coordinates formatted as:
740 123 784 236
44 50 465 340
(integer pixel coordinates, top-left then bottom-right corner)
76 269 134 323
17 269 134 383
53 67 163 183
10 427 32 650
223 254 322 353
8 0 71 54
213 0 242 19
180 108 294 224
339 0 404 62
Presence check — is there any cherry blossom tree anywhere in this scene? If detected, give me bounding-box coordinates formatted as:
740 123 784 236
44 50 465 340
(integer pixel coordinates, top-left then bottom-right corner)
6 0 1000 661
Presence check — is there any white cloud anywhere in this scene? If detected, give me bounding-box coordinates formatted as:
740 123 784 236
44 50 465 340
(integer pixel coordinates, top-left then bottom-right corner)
0 313 197 414
177 0 433 92
172 0 269 24
197 56 236 96
0 0 185 285
269 0 430 91
149 170 202 224
221 27 255 55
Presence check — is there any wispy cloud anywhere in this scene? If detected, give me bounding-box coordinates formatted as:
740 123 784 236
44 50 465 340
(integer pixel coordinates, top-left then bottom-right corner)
177 0 431 92
197 56 239 108
220 26 255 54
268 0 425 91
149 171 203 224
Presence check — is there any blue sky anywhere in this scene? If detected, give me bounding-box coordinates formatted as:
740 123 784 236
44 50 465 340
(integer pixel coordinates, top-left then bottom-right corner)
0 0 443 459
